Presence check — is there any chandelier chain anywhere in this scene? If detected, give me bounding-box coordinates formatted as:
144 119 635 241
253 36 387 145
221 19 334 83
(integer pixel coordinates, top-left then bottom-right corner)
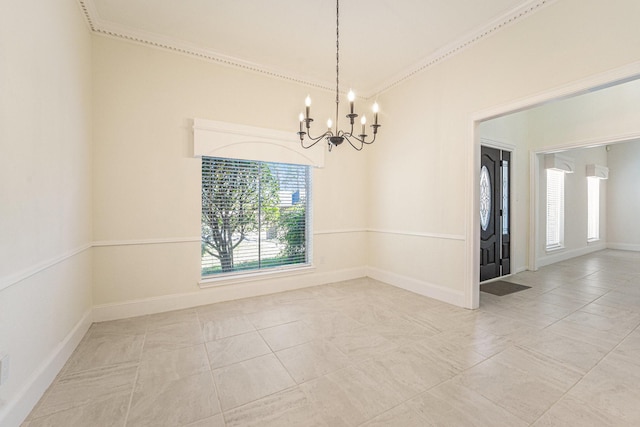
335 0 340 127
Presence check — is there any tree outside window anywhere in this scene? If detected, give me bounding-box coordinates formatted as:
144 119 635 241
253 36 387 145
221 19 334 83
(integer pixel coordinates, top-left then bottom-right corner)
201 157 309 275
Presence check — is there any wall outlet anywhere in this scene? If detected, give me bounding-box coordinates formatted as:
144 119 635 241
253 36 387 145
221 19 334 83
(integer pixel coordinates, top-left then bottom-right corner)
0 353 9 386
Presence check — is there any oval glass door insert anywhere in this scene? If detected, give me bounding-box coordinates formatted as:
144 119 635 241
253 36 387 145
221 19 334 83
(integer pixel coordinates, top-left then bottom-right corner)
480 165 491 231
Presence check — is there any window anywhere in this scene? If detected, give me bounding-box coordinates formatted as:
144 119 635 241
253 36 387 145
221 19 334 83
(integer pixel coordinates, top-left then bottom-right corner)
546 169 565 250
201 157 310 276
587 177 599 241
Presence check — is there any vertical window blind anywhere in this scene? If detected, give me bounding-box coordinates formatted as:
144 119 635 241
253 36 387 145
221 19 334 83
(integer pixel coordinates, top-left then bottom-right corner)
587 177 599 241
201 157 310 276
546 169 565 249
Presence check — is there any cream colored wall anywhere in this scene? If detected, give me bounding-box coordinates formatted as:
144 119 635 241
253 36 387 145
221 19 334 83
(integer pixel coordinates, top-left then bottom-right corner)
526 77 640 151
0 0 92 424
369 0 640 305
91 37 368 310
607 140 640 250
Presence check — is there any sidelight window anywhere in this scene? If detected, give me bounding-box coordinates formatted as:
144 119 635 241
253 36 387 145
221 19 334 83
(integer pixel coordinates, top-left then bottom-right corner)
587 177 599 242
546 169 565 250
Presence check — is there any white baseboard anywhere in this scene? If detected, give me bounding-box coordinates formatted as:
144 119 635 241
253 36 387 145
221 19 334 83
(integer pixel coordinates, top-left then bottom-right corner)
537 243 607 268
0 309 92 427
515 266 528 274
366 266 465 307
607 242 640 252
93 267 366 322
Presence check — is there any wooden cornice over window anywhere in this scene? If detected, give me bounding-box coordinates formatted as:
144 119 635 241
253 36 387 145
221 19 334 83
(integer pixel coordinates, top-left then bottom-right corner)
193 118 325 168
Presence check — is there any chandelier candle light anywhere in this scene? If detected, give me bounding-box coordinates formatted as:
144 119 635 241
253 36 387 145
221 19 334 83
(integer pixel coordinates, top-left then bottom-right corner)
297 0 381 151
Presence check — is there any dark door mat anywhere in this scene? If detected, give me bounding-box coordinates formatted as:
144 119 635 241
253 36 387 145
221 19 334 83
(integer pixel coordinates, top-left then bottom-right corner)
480 280 531 296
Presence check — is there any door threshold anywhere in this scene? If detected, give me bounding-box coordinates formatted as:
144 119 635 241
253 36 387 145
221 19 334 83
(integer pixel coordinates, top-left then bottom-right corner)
479 273 514 285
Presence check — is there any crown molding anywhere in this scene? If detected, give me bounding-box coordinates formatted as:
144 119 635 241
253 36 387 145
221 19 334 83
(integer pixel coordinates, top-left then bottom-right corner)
78 0 556 98
77 0 97 31
370 0 557 95
77 0 336 93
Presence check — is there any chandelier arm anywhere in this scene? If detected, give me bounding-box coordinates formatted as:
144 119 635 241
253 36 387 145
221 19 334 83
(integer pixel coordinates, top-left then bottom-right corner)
342 134 365 151
343 132 378 145
341 123 362 142
304 129 332 143
300 139 320 148
300 132 329 149
300 139 322 149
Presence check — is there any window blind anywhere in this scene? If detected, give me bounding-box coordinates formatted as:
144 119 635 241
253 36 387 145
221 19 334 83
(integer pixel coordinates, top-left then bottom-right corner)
587 177 599 241
201 157 310 276
546 169 565 249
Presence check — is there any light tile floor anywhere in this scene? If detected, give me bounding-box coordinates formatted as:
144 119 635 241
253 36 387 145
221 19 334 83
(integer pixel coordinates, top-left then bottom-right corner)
23 250 640 426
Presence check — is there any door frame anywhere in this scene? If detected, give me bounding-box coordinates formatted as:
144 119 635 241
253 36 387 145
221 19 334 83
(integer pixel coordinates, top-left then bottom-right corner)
466 61 640 310
480 139 516 282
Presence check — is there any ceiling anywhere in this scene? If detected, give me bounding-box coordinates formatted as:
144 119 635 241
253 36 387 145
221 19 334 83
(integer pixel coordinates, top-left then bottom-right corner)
79 0 551 97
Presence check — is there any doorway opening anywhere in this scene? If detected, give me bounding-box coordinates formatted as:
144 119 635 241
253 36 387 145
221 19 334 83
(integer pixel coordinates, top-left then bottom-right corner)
466 63 640 310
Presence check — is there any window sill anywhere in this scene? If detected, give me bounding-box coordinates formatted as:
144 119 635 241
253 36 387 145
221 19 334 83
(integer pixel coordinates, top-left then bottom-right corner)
545 245 564 253
587 238 600 244
199 264 315 288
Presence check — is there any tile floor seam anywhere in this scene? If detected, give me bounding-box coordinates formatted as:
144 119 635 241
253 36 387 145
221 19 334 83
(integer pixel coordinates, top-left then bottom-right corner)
527 393 590 426
26 362 141 423
588 298 640 314
448 376 533 427
587 288 616 307
56 355 143 381
196 308 225 424
24 370 65 423
221 383 300 415
512 339 603 375
254 327 280 353
352 400 416 426
408 371 531 427
311 370 405 426
527 316 640 426
209 348 285 373
205 370 224 425
20 399 67 424
537 297 596 332
533 296 591 312
271 347 300 386
451 370 540 426
202 329 256 344
446 343 572 424
211 348 298 413
121 330 145 427
254 318 302 331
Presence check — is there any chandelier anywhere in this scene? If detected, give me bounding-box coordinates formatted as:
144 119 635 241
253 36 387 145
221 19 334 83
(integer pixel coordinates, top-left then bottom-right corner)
297 0 381 151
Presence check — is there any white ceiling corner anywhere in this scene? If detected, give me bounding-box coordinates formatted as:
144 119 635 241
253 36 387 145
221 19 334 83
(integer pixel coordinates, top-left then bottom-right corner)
78 0 555 98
